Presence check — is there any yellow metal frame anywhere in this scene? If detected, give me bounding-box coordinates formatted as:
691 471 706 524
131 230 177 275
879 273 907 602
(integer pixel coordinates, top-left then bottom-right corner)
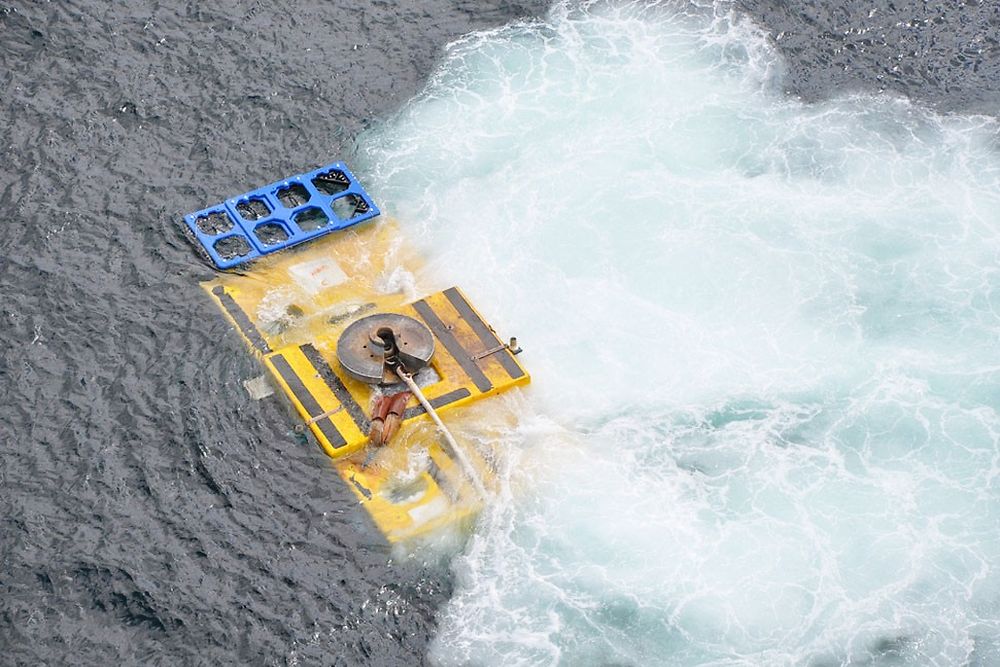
201 221 529 542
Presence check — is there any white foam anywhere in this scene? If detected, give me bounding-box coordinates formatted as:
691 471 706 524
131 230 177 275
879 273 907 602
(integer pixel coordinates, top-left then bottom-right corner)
359 1 1000 664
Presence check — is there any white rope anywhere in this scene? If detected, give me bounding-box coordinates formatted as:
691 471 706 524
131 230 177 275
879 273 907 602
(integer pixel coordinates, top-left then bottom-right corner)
396 369 488 499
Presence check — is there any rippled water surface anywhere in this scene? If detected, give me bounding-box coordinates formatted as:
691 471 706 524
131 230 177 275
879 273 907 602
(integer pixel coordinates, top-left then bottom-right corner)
3 0 999 665
0 2 546 664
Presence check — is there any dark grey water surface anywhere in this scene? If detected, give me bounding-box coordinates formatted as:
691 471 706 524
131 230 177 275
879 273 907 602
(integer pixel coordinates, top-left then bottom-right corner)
1 1 998 665
738 0 1000 113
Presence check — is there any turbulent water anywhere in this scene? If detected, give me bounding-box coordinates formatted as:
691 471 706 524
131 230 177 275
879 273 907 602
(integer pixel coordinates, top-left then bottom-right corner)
4 0 1000 664
360 2 1000 664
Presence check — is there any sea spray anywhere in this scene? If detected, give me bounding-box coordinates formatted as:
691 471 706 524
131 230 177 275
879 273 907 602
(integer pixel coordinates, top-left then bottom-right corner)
360 1 1000 664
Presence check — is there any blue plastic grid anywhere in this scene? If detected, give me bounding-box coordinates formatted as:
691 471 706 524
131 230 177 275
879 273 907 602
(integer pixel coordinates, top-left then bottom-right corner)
184 162 380 269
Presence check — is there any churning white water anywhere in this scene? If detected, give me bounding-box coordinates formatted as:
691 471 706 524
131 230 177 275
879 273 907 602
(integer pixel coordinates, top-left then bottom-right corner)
359 1 1000 664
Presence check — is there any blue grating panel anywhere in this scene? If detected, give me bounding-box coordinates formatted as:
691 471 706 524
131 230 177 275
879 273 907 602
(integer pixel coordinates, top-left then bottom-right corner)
184 162 380 270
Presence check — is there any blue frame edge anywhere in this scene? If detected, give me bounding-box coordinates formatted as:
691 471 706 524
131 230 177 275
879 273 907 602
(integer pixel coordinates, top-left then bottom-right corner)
183 162 381 270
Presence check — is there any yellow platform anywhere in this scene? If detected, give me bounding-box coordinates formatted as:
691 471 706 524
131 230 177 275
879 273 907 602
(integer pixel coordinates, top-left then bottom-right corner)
203 222 529 542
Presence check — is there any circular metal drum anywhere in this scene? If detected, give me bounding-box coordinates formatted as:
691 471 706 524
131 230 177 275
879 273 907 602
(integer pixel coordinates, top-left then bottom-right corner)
336 313 435 384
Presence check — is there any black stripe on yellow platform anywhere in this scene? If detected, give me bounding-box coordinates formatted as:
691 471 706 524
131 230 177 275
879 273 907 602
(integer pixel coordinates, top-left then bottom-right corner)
299 343 370 433
427 458 459 502
270 354 347 448
350 475 372 499
412 299 493 393
212 286 272 353
444 287 525 381
402 388 472 420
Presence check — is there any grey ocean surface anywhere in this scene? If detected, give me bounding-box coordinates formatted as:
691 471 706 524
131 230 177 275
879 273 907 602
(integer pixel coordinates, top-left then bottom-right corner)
2 1 999 665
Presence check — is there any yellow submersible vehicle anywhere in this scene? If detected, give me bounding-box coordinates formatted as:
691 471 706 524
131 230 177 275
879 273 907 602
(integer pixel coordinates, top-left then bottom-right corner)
184 163 529 543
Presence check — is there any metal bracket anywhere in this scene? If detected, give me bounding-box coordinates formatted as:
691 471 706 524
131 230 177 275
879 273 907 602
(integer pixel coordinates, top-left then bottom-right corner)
293 403 345 433
472 336 522 361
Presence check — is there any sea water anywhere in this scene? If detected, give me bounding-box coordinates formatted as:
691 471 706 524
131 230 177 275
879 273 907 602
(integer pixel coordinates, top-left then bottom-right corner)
359 1 1000 664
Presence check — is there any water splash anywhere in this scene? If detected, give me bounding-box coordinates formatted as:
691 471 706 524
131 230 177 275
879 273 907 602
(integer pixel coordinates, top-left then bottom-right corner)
360 1 1000 664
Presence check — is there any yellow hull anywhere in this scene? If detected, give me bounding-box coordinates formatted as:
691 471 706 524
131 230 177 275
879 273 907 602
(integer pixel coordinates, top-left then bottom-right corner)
202 221 529 542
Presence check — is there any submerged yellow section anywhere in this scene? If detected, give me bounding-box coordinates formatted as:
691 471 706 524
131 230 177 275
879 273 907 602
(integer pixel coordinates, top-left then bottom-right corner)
201 221 529 542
